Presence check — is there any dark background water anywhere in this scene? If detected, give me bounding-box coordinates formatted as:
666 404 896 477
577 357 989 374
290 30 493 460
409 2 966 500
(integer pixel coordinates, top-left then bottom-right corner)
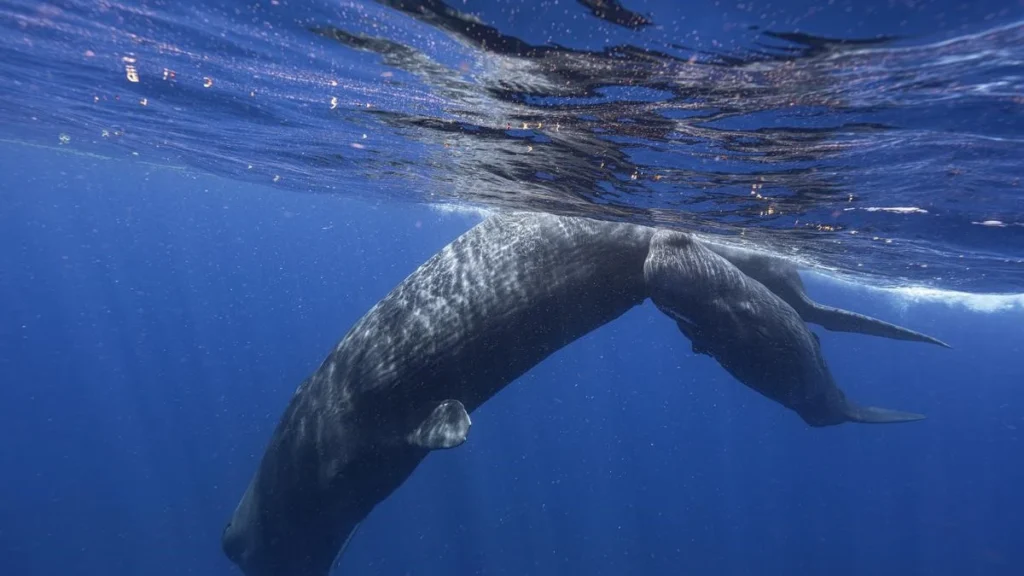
2 141 1023 576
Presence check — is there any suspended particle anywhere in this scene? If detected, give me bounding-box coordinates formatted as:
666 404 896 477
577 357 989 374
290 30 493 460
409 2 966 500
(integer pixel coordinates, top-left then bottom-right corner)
58 133 70 144
139 98 148 106
272 175 280 183
330 96 338 110
122 55 139 82
203 77 213 88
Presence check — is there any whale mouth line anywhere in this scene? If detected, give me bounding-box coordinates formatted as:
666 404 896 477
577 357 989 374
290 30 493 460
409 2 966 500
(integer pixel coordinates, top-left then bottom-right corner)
664 308 697 329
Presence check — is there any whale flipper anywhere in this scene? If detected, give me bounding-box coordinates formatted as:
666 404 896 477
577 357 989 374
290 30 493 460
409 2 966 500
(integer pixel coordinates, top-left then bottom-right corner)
702 242 950 348
330 523 361 573
800 301 951 349
406 399 472 449
843 403 927 424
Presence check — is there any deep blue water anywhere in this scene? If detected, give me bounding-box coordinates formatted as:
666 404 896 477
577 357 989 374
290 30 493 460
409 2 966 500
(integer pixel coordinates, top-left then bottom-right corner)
2 0 1024 575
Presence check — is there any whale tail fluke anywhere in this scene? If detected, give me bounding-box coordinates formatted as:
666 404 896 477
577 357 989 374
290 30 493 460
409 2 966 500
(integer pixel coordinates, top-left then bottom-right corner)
844 403 926 424
800 300 951 349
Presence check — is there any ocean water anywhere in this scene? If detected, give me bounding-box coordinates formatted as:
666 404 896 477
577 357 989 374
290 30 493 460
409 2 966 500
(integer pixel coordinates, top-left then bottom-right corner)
1 1 1023 576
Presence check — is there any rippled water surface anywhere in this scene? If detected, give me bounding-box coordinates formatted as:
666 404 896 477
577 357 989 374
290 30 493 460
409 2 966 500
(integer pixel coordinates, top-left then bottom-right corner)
1 0 1022 292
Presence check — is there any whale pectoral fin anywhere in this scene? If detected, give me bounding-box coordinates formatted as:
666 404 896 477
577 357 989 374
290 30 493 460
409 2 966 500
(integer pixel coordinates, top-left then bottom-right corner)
330 523 361 573
843 402 927 424
800 299 951 348
704 242 950 349
406 399 472 450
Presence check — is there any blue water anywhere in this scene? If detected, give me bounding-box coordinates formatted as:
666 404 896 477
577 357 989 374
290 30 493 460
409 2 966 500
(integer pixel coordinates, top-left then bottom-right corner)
2 1 1024 575
3 0 1024 290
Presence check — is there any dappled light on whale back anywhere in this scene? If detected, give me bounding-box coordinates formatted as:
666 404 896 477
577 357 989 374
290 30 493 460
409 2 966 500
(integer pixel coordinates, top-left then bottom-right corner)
0 0 1021 292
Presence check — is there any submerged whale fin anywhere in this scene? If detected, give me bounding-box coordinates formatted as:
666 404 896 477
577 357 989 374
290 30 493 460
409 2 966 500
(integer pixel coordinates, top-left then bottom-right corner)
330 523 361 573
800 300 951 348
406 399 472 449
702 241 949 348
843 403 927 424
